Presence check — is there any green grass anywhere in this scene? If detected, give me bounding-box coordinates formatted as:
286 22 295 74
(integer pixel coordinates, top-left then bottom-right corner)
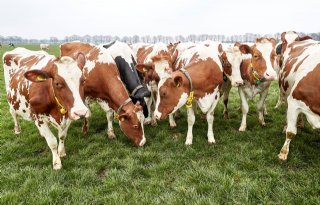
1 45 320 205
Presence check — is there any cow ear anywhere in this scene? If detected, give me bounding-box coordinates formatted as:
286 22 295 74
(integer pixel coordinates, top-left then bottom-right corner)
24 70 52 82
234 42 241 47
299 36 312 41
76 52 86 70
239 44 252 54
118 113 128 122
174 75 183 87
218 44 224 55
136 63 153 74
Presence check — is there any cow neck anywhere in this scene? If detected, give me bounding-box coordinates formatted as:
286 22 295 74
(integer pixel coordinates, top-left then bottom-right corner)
49 79 67 115
114 97 132 120
242 59 265 85
179 68 194 108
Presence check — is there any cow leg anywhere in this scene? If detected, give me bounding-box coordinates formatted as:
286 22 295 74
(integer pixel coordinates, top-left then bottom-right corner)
264 104 268 116
169 114 176 128
239 89 248 132
207 95 219 144
106 110 116 139
257 90 268 126
97 101 116 139
144 96 152 125
185 107 195 145
279 102 299 161
274 91 284 109
297 114 305 129
150 91 158 127
58 121 71 157
36 121 61 170
9 108 21 134
222 81 231 119
82 99 91 135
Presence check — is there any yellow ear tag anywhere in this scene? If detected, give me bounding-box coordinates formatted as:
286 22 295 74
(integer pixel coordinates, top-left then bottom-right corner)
143 68 148 73
114 113 119 120
36 75 46 81
185 91 194 108
60 107 67 115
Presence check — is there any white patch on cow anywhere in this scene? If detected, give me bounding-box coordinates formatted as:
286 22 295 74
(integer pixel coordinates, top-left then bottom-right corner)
197 87 220 113
285 32 299 45
55 57 88 119
172 92 188 113
102 41 136 72
85 60 96 73
241 53 252 60
154 60 170 77
96 46 115 64
256 42 277 79
225 47 243 86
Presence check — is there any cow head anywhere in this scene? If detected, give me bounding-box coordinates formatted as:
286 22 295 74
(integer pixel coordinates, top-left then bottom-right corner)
154 72 189 120
136 53 172 84
219 44 243 87
239 38 277 81
118 101 146 147
24 53 89 120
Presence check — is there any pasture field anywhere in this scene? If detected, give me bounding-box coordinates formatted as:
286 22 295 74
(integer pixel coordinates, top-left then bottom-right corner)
0 44 320 205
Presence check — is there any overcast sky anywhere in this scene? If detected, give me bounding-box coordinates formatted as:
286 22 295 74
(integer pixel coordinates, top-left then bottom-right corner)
1 0 319 39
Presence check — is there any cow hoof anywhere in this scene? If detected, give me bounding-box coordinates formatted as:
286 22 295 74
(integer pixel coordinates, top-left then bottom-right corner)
260 121 266 126
239 126 246 132
82 126 88 135
169 121 177 129
185 140 193 145
144 118 151 125
59 152 66 158
53 163 62 170
14 129 21 134
208 140 216 144
151 120 158 127
278 153 287 161
107 130 116 139
223 114 229 119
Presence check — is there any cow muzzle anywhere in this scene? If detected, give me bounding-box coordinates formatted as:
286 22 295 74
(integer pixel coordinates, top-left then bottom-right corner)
232 79 244 87
70 107 89 120
154 110 162 120
263 69 277 81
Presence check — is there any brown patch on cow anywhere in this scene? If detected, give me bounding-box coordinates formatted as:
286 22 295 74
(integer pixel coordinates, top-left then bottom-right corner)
220 52 232 76
292 63 320 115
294 55 309 72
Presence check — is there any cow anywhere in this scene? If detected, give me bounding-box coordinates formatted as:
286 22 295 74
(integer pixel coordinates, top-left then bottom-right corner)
3 48 89 170
9 43 15 48
154 44 224 145
132 42 173 127
233 38 277 131
277 31 317 161
60 42 146 147
40 43 50 51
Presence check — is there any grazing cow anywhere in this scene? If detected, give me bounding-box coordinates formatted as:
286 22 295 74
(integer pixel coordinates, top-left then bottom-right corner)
277 31 317 161
154 44 224 145
40 43 50 51
102 41 150 117
235 38 277 131
60 42 146 146
3 48 89 169
132 42 172 127
9 43 15 48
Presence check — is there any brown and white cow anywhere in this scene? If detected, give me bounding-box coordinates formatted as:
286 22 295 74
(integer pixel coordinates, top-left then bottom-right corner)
60 42 146 147
132 42 173 127
235 38 277 131
277 31 317 161
3 48 89 170
154 44 224 145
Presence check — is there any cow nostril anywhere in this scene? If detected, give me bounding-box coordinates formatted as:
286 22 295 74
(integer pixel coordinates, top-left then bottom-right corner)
133 125 139 129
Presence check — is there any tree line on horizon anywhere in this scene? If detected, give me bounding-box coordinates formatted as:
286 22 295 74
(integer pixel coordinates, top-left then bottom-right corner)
1 32 320 45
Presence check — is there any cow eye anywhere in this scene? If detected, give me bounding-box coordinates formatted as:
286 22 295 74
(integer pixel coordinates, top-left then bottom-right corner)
54 82 63 88
254 55 259 59
161 91 166 97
